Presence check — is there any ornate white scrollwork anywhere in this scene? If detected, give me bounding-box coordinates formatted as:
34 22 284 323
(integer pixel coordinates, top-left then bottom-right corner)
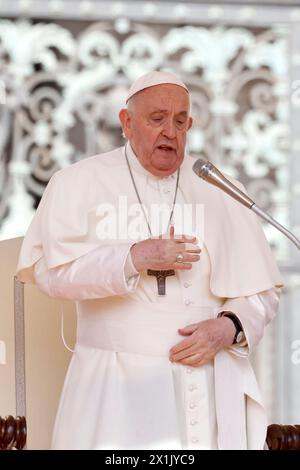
0 18 289 266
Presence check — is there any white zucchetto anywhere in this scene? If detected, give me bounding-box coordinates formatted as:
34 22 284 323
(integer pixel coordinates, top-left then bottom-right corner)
126 70 189 103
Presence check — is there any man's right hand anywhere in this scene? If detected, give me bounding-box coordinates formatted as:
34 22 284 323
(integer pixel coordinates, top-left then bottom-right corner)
130 226 201 272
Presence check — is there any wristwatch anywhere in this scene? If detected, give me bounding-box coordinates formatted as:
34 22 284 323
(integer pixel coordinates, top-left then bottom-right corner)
218 311 245 344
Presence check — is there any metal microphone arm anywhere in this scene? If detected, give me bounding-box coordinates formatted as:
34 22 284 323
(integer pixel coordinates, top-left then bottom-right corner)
193 159 300 251
250 205 300 251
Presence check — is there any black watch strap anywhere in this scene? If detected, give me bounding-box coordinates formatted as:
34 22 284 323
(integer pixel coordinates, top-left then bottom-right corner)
218 311 243 344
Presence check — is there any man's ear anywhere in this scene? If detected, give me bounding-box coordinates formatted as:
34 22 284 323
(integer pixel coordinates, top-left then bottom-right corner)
119 108 132 139
187 116 193 131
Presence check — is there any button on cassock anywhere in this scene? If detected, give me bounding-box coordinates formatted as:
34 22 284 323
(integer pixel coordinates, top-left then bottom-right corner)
190 419 198 426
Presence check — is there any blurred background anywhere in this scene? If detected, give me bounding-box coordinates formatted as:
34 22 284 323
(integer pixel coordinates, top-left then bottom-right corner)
0 0 300 445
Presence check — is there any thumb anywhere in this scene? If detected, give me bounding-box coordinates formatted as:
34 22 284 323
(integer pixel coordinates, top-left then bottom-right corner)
178 323 199 335
170 225 175 239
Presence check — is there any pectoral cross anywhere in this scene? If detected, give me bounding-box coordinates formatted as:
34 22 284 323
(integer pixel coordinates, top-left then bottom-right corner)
147 269 175 296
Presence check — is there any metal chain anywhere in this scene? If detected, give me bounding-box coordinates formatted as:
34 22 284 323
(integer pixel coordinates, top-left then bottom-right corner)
124 144 180 237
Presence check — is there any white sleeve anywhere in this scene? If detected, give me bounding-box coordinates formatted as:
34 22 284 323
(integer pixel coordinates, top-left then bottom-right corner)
217 288 281 357
34 242 140 300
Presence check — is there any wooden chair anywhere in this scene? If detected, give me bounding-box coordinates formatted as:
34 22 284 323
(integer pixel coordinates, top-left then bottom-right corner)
266 424 300 450
0 237 76 449
1 417 299 450
0 416 26 450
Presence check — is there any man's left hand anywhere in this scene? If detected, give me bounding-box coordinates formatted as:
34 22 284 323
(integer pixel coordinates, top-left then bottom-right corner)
169 317 236 367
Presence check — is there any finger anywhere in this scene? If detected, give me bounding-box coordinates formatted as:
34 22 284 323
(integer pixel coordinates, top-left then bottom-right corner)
174 254 200 267
178 323 200 335
185 244 201 253
170 337 195 355
173 263 193 270
178 350 216 366
160 225 175 240
170 346 200 362
173 354 205 367
173 247 199 260
174 234 198 243
169 349 202 362
186 254 201 262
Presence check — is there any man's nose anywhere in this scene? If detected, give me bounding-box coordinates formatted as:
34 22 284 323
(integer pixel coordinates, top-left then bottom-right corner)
162 119 176 139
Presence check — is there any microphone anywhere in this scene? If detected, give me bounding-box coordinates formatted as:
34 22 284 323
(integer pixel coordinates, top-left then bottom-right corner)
192 158 300 251
193 158 255 209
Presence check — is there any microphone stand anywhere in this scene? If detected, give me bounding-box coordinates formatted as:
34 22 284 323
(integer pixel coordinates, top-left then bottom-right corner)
193 159 300 251
250 205 300 251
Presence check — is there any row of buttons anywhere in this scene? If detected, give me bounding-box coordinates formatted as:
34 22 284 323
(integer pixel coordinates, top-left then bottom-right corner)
184 281 192 306
159 177 173 196
186 367 201 447
160 173 201 446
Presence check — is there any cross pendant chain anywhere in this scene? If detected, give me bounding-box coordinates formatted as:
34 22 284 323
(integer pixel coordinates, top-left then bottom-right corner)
147 269 175 296
125 145 180 296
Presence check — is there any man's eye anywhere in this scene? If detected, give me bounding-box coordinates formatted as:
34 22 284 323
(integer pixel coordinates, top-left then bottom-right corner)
152 117 163 121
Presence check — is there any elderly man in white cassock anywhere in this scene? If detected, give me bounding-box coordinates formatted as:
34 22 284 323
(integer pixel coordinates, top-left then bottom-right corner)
17 71 283 450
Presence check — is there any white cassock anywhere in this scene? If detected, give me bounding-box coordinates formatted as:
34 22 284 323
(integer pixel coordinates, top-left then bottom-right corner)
17 144 283 450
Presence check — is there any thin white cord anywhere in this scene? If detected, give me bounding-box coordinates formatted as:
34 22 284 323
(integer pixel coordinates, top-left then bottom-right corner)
60 302 75 353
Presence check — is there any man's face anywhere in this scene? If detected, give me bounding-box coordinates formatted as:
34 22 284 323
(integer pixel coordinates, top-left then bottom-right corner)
119 84 193 177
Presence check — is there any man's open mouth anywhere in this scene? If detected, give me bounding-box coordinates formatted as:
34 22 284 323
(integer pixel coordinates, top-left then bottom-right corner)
157 145 175 152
